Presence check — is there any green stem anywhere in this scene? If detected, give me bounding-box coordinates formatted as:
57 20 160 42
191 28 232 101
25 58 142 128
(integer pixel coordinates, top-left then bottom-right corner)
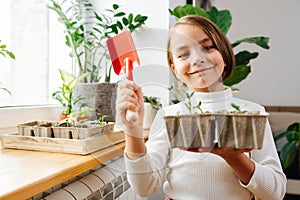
67 30 83 75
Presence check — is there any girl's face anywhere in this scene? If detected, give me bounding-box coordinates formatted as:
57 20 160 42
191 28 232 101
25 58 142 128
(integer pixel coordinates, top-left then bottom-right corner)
170 24 226 92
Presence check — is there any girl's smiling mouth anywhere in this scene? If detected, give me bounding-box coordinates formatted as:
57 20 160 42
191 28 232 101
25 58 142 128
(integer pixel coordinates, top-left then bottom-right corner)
189 65 215 75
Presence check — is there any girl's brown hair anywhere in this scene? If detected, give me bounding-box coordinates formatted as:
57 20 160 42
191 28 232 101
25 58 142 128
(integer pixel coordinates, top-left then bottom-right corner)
167 15 235 81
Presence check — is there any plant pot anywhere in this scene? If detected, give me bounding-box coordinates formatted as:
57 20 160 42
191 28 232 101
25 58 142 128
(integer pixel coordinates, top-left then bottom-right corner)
164 113 268 149
59 114 68 121
73 83 117 122
52 123 114 139
77 116 90 122
17 121 58 137
143 103 157 129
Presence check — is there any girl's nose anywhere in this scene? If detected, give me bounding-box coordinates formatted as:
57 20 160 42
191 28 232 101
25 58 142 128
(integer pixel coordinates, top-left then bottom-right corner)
190 54 206 68
190 47 207 66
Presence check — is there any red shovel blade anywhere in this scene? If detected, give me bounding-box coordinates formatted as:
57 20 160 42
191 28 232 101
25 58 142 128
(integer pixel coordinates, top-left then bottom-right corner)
106 29 140 75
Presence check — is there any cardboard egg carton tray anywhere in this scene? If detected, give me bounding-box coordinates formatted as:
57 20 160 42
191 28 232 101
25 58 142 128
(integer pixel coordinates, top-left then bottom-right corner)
164 112 269 149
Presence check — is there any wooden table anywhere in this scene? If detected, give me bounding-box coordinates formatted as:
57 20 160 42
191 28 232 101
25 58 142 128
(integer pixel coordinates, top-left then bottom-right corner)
0 140 125 200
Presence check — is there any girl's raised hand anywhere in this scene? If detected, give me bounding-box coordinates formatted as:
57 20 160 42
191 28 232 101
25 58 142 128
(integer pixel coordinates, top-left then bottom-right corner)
115 79 144 138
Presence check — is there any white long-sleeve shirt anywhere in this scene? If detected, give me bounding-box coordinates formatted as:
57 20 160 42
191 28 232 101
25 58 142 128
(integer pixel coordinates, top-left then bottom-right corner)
124 88 286 200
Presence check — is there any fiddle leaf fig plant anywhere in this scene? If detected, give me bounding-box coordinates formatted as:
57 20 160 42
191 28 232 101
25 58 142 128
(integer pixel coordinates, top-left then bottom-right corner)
274 122 300 168
48 0 148 83
169 5 270 89
0 40 15 94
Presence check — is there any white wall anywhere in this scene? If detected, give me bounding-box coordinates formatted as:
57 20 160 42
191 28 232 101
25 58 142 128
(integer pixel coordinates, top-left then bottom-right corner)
92 0 172 106
213 0 300 106
92 0 169 29
94 0 300 106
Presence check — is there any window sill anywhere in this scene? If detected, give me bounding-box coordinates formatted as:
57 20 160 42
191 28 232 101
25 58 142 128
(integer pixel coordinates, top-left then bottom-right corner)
0 105 62 135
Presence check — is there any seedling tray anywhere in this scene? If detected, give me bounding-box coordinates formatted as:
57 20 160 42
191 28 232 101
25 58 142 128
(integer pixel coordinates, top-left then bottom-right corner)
164 112 269 149
2 128 124 155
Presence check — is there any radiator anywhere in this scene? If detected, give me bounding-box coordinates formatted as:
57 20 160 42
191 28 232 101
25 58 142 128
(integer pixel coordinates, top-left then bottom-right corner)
35 156 144 200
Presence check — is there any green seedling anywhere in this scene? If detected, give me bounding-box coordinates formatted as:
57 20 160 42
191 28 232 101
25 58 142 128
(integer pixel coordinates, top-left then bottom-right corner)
143 96 162 111
168 84 203 114
98 113 110 126
231 103 241 112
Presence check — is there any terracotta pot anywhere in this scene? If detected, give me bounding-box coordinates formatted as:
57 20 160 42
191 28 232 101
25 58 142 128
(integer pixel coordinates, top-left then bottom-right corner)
59 114 68 121
77 116 90 122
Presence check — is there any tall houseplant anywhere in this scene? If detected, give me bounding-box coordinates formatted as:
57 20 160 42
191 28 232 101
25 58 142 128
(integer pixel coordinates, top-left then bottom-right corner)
0 40 15 94
48 0 148 83
49 0 148 121
169 5 270 89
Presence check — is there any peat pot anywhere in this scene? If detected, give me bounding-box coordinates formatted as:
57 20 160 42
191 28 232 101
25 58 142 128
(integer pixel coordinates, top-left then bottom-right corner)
164 112 269 149
52 123 114 139
17 121 114 140
18 121 58 137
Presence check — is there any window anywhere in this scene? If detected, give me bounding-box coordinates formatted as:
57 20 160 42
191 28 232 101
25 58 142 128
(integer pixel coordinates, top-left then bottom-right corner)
0 0 69 107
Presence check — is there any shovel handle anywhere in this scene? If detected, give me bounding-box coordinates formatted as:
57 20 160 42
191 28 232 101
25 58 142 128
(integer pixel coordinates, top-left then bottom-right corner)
125 58 138 123
126 110 138 122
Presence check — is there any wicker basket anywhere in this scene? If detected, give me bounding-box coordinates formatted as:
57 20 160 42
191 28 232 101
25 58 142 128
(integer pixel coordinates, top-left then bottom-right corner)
164 113 268 149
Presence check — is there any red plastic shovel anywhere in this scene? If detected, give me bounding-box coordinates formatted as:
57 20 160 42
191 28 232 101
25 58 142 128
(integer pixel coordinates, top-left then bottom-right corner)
106 29 140 122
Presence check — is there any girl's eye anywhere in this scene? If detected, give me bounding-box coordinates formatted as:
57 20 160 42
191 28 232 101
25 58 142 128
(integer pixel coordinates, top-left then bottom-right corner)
178 52 190 58
203 46 215 52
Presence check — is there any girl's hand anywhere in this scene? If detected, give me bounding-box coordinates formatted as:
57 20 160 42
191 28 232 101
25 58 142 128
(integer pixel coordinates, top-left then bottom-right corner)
116 79 144 139
182 147 252 158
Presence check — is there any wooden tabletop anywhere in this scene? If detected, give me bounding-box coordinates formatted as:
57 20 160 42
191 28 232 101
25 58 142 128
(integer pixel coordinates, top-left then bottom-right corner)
0 140 125 200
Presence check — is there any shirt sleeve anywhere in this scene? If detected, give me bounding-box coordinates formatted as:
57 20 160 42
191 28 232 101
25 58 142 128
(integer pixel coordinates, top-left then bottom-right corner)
124 109 170 197
241 119 287 200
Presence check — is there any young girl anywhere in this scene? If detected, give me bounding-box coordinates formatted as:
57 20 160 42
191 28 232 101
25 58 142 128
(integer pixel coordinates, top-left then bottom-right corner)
116 15 286 200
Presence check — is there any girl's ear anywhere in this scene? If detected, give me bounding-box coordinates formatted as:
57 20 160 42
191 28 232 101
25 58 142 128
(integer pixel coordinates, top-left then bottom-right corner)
170 64 175 72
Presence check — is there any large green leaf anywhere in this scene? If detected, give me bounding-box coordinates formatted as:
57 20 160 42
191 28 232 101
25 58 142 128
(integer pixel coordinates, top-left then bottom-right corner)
286 131 300 142
59 69 75 85
169 4 210 20
223 65 251 87
235 51 258 66
207 7 231 34
280 140 298 168
287 122 300 132
232 37 270 49
69 72 90 90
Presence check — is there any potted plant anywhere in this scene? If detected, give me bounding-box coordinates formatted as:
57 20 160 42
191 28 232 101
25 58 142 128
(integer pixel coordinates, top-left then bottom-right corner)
274 122 300 176
169 5 270 90
52 69 89 120
143 96 162 129
48 0 148 121
0 40 15 94
74 103 93 121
